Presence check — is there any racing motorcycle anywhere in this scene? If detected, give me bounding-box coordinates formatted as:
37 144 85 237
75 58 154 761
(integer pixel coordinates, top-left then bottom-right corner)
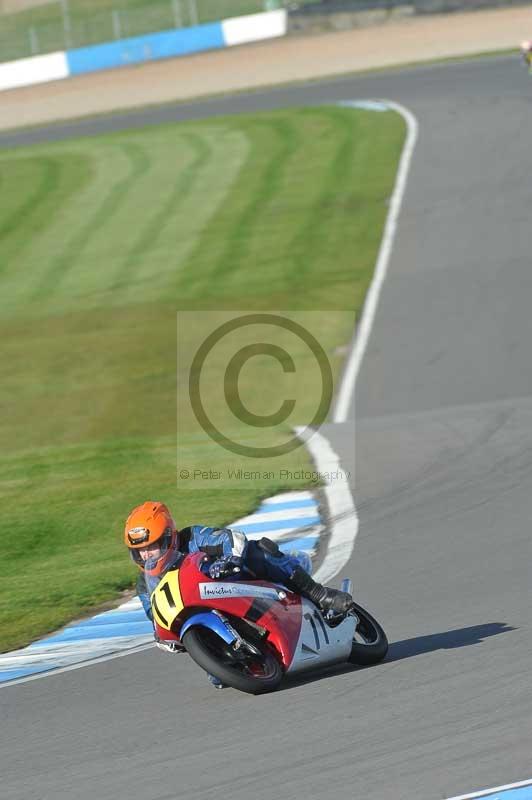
149 550 388 694
520 40 532 73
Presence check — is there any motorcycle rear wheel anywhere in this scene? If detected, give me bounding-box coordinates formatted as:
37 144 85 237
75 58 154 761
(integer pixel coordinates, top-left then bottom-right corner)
348 602 388 665
182 627 283 694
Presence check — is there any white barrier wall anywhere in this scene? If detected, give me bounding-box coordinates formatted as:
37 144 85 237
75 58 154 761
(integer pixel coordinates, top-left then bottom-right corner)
222 10 288 47
0 51 69 91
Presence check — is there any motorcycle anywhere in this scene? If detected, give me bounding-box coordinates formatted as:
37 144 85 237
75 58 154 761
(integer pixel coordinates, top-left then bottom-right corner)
149 550 388 694
520 40 532 73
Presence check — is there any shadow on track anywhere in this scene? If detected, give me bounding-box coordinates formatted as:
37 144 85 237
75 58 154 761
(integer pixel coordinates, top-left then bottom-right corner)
279 622 515 692
386 621 516 662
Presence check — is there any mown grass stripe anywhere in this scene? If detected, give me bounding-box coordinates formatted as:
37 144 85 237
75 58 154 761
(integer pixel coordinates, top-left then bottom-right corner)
285 107 357 288
112 132 211 290
175 118 297 301
213 118 300 281
0 144 127 314
123 126 250 303
32 141 151 301
0 157 60 244
0 154 89 276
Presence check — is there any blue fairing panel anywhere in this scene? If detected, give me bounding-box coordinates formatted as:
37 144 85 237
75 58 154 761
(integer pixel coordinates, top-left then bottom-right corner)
180 612 236 645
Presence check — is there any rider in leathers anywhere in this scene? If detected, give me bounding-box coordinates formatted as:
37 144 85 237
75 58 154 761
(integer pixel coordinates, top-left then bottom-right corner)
125 502 353 686
521 40 532 72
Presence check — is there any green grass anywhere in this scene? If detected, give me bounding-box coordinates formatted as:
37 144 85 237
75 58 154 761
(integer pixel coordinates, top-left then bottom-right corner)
0 105 405 652
0 0 271 61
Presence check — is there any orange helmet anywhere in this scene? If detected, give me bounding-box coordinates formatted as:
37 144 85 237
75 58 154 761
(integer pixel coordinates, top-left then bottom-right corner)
124 501 178 578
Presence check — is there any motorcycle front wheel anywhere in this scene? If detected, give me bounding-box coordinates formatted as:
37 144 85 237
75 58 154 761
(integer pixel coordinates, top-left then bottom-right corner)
348 602 388 665
182 627 283 694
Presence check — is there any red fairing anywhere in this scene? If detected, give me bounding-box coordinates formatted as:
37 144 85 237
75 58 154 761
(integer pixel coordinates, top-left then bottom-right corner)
154 620 180 642
249 591 302 669
177 552 303 669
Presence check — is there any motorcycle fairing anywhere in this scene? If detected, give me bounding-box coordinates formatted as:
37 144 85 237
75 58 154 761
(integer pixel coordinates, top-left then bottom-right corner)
151 553 308 667
180 611 237 645
285 598 356 674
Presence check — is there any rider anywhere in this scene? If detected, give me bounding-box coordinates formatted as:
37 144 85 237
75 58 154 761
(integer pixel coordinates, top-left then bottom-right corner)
125 500 353 639
521 40 532 71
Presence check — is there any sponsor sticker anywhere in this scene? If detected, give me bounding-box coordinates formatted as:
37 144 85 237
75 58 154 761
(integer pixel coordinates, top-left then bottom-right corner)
199 582 281 601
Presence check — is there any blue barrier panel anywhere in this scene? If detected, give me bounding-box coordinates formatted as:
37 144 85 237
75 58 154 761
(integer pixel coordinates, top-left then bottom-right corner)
67 23 225 76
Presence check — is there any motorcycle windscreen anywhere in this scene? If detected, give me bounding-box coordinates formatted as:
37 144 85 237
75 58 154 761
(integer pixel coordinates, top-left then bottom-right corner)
144 552 181 595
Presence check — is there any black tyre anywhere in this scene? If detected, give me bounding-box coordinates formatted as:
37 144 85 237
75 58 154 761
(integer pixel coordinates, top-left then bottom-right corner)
182 626 283 695
348 602 388 665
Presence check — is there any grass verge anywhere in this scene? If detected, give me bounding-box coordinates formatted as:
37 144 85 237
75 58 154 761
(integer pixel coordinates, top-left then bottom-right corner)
0 105 404 652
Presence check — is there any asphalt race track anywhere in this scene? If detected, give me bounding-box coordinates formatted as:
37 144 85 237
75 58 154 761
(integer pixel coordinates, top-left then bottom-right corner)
2 56 531 800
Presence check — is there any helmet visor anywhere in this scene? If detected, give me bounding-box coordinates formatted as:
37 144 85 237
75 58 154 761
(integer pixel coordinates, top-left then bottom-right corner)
127 526 151 545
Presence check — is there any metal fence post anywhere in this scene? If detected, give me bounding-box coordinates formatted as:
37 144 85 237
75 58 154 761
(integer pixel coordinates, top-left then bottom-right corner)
112 9 122 40
29 26 40 55
188 0 199 27
172 0 183 28
60 0 72 49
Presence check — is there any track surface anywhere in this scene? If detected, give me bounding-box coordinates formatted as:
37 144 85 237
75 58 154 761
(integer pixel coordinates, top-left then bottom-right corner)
2 57 532 800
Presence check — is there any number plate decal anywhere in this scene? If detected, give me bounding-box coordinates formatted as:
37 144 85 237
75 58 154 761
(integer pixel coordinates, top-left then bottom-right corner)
150 570 183 631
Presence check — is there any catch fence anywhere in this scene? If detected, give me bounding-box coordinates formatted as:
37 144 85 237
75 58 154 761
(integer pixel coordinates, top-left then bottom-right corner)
0 0 284 61
2 0 525 63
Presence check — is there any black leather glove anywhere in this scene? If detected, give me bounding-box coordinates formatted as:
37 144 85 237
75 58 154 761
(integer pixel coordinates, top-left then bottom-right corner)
208 557 242 579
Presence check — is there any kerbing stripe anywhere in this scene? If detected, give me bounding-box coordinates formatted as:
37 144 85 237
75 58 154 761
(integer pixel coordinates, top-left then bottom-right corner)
445 778 532 800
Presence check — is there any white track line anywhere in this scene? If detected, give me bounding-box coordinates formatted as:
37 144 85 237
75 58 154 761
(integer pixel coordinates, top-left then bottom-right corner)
333 100 419 424
306 99 418 583
445 778 532 800
295 426 357 585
